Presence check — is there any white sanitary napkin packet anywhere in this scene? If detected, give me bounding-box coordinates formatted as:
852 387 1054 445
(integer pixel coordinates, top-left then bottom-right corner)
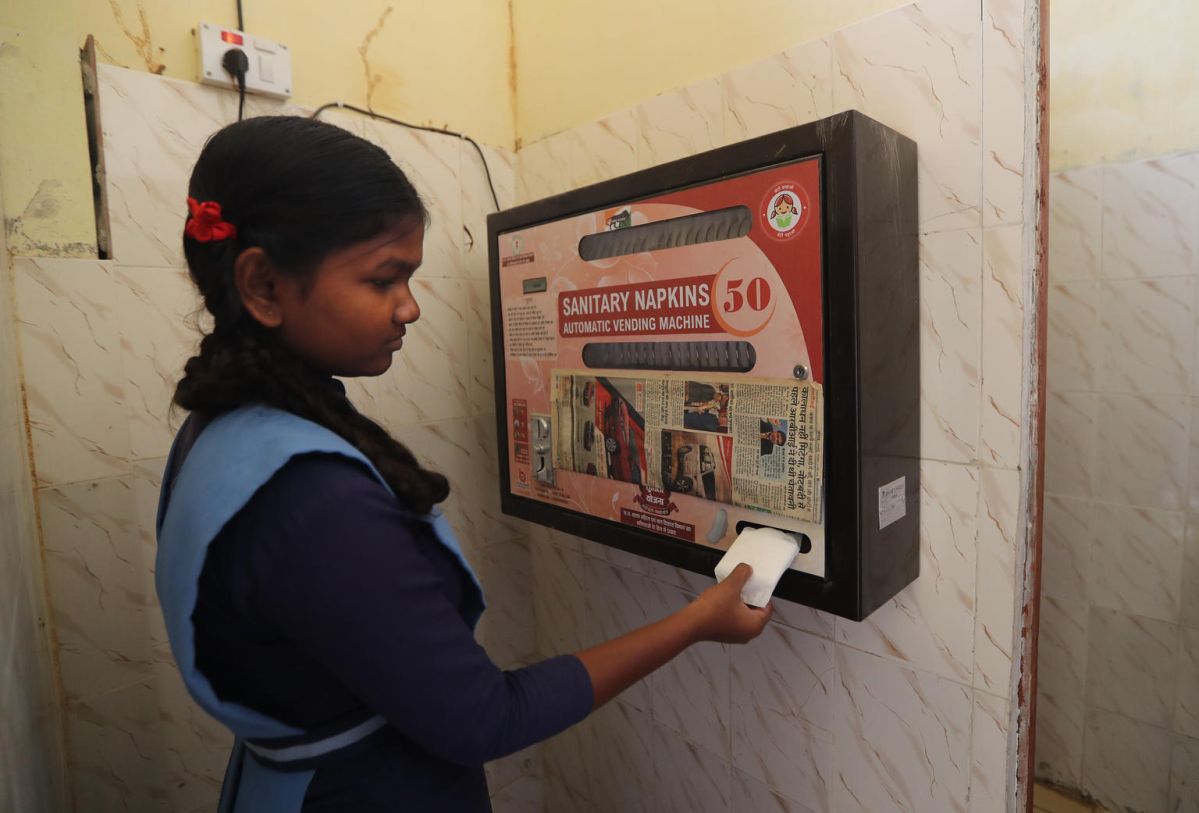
713 526 800 607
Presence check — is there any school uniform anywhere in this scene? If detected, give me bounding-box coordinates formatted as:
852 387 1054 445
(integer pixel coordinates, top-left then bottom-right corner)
156 393 593 812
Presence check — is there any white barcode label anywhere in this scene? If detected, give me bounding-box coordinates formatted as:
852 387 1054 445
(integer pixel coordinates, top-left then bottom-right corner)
878 477 907 530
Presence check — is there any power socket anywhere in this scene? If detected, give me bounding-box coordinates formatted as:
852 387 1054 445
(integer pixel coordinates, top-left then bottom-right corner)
197 22 292 100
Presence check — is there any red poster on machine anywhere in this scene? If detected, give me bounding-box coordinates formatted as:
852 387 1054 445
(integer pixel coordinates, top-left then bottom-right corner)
497 158 827 577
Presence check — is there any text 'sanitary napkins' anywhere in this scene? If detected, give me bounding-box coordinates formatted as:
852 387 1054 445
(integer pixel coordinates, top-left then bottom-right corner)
713 526 800 607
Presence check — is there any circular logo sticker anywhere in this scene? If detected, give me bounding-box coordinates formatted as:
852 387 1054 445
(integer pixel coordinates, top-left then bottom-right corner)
761 182 810 241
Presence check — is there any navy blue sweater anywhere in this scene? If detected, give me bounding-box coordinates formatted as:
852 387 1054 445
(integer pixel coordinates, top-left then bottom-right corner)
192 451 592 810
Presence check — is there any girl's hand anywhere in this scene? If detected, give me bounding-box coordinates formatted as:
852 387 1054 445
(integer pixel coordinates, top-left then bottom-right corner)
683 564 773 644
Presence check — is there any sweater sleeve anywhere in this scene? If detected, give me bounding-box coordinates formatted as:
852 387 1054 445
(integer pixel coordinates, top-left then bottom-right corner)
244 454 593 766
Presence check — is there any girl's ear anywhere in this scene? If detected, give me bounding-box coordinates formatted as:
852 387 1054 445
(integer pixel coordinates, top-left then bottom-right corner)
234 247 284 328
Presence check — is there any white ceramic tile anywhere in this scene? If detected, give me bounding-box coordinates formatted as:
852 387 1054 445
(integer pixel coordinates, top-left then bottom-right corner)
1095 393 1188 510
645 559 720 597
462 142 515 282
653 721 731 813
831 646 972 813
151 657 232 811
980 225 1025 468
974 468 1019 694
111 266 204 461
970 692 1011 813
722 38 833 142
588 701 655 813
98 64 235 268
769 599 838 641
541 721 594 813
516 132 573 204
362 120 464 279
919 229 983 463
636 78 724 170
473 537 536 670
1082 709 1173 813
14 258 132 486
1047 281 1099 394
731 622 833 807
1044 390 1097 499
1088 504 1183 623
375 277 471 426
39 476 155 701
131 458 169 651
1171 734 1199 812
1033 597 1088 786
832 0 983 231
489 773 542 813
529 543 589 657
1041 496 1093 605
486 743 539 801
837 460 978 683
1185 518 1199 630
578 532 653 576
1048 167 1103 283
468 415 529 545
583 558 664 714
1177 626 1199 739
982 0 1026 226
1098 277 1194 394
1102 154 1199 280
467 278 496 416
730 768 821 813
566 108 638 188
1085 606 1178 727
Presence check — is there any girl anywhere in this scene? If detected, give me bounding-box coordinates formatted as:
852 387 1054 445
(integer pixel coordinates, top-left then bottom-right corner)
156 116 771 812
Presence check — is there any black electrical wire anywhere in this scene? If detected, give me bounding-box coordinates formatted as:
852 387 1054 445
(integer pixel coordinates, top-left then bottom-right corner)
237 0 244 31
310 102 501 212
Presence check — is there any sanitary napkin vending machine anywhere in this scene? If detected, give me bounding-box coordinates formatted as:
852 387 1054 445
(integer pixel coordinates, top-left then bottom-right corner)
488 111 918 620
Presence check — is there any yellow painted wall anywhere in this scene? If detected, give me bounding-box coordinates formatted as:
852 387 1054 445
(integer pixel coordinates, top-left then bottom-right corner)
511 0 913 143
1050 0 1199 169
0 0 514 257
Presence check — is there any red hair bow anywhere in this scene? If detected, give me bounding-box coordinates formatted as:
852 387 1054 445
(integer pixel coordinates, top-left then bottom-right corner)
185 197 238 242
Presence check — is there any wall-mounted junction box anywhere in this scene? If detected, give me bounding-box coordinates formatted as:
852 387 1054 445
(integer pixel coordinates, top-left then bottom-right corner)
198 22 293 100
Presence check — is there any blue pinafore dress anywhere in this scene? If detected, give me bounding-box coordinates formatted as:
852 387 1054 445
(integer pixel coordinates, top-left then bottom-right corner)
155 406 484 813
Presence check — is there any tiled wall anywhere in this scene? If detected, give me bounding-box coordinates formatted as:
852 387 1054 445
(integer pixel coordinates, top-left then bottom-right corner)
10 63 533 812
517 0 1032 810
1039 153 1199 811
0 192 66 810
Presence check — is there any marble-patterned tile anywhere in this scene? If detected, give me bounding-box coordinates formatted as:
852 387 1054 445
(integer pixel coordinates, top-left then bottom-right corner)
111 266 204 461
39 476 155 701
731 622 833 807
970 692 1010 813
1047 281 1099 394
541 721 593 813
722 38 833 142
980 225 1025 468
1177 626 1199 739
14 258 132 486
376 277 471 426
577 531 653 576
974 468 1019 694
1095 393 1188 510
387 417 481 555
832 0 983 231
1044 390 1097 499
515 132 573 204
1048 167 1103 283
338 374 384 423
645 559 720 597
1102 154 1199 280
1186 518 1199 630
653 722 731 813
1171 734 1199 812
636 78 725 170
485 743 539 801
64 681 168 813
151 656 232 811
1082 709 1172 813
837 460 978 683
131 458 169 651
566 108 638 188
770 599 838 641
1088 504 1183 622
467 415 529 545
1085 606 1178 727
529 542 589 657
467 277 497 416
473 538 536 670
589 701 655 813
831 646 972 813
98 64 235 268
1041 496 1093 605
730 768 821 813
489 773 542 813
982 0 1026 226
462 142 516 282
583 557 664 714
1034 597 1088 787
362 121 464 279
919 229 983 463
1097 277 1194 394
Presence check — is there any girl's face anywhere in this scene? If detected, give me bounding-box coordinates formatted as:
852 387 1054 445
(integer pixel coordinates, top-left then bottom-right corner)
274 223 424 377
774 198 793 216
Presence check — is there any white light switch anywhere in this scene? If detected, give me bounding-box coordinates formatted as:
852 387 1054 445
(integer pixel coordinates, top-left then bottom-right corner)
198 22 292 100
